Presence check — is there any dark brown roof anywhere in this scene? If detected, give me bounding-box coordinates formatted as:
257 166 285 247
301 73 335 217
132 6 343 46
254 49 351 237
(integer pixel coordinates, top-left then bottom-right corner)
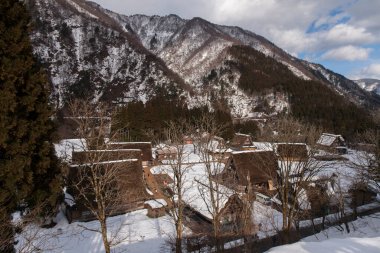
154 174 174 186
107 142 152 161
230 133 253 148
67 160 149 206
71 149 142 164
226 151 278 185
276 143 308 160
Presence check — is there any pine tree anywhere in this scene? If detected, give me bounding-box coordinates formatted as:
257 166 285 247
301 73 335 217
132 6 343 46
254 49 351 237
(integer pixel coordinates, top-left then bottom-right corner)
0 0 61 249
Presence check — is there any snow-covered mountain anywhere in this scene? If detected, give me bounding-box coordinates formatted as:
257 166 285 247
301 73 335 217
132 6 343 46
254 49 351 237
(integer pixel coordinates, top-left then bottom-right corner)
355 79 380 96
26 0 380 117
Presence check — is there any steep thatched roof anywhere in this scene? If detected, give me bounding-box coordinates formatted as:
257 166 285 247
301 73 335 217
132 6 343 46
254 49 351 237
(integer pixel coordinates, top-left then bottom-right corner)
317 133 345 147
67 159 149 205
226 151 278 185
230 133 254 149
71 149 142 164
107 142 153 161
276 143 308 160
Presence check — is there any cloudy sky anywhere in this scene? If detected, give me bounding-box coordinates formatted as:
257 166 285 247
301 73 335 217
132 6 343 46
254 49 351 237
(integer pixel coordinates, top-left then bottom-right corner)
92 0 380 80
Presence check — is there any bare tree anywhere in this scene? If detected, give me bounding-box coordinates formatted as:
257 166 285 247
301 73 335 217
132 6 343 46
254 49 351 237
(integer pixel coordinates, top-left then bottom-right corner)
160 119 194 253
261 116 327 241
66 99 135 253
351 130 380 193
193 114 239 252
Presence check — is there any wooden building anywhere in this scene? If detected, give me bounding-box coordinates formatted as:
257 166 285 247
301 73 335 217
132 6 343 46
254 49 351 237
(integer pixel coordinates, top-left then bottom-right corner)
65 159 149 223
223 150 278 191
276 143 308 161
230 133 256 151
317 133 347 154
107 142 153 166
155 146 178 161
144 199 168 218
71 149 142 164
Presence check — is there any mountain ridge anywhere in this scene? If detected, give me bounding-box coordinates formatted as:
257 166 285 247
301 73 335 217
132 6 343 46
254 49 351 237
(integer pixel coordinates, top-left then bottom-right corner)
26 0 380 120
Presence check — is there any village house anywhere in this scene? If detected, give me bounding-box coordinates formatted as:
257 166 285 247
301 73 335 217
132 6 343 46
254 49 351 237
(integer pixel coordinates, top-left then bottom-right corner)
71 149 142 164
144 199 168 218
185 189 256 235
222 150 278 193
349 181 377 208
230 133 257 151
64 159 150 223
317 133 347 154
206 136 232 162
275 143 308 161
155 145 178 161
106 142 153 166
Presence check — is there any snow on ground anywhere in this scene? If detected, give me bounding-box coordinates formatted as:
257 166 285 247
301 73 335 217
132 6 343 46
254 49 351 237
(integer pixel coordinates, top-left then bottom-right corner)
16 209 179 253
267 212 380 253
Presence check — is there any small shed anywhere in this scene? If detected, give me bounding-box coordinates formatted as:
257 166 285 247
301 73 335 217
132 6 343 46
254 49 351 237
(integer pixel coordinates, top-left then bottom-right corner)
230 133 256 150
349 182 377 207
144 199 168 218
155 146 178 161
317 133 347 154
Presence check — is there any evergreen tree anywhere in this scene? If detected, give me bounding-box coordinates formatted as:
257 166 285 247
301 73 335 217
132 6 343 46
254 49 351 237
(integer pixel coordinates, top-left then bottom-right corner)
0 0 61 250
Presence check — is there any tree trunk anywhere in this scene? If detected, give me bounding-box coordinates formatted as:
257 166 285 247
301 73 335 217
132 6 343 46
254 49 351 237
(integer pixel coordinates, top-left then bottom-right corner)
176 221 183 253
100 219 111 253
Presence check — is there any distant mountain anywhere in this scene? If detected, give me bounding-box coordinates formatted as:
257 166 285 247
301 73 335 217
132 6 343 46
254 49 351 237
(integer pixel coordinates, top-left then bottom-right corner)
25 0 380 124
354 79 380 96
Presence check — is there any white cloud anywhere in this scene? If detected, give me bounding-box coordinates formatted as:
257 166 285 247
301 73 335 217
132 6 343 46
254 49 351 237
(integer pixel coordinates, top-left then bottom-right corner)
90 0 380 78
321 45 372 61
323 24 375 46
268 29 317 56
356 63 380 79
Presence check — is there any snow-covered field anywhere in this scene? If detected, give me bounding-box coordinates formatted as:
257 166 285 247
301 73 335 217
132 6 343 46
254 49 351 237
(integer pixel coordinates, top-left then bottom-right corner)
267 212 380 253
16 209 179 253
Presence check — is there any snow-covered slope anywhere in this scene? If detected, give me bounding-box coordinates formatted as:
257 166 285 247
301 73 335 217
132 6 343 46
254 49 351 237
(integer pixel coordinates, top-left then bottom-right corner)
355 79 380 96
26 0 380 115
267 212 380 253
27 0 187 107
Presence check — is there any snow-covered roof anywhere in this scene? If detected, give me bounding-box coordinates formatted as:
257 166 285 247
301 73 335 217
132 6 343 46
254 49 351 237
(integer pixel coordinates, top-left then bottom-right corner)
69 159 139 167
144 199 167 208
232 149 272 154
252 142 273 151
317 133 345 146
156 146 178 155
184 179 234 220
108 141 152 144
64 192 76 207
54 139 87 162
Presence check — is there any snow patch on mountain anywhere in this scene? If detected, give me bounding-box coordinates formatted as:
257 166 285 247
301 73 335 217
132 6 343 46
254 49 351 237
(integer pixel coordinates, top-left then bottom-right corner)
355 79 380 95
66 0 98 19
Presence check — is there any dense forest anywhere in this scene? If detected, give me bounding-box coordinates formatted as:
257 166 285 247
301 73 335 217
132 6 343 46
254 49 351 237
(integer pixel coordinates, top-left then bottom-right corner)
111 45 377 142
0 0 61 251
112 96 239 141
226 45 376 137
